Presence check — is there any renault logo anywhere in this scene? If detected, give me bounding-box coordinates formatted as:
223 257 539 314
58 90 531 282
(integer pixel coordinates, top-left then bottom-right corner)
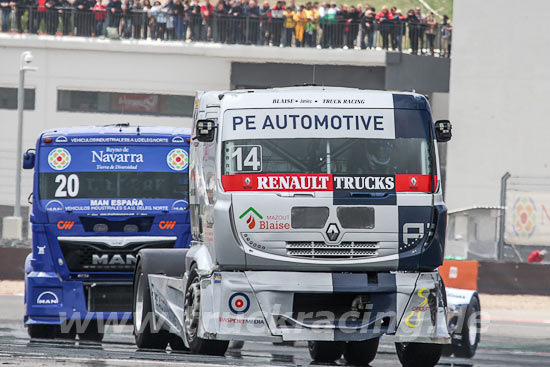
326 223 340 242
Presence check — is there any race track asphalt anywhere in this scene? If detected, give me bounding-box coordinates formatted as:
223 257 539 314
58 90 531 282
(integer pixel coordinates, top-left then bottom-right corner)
1 295 549 367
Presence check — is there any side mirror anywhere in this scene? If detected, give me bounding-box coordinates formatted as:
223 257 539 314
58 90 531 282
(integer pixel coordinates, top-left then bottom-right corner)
23 150 35 169
434 120 452 142
195 120 217 142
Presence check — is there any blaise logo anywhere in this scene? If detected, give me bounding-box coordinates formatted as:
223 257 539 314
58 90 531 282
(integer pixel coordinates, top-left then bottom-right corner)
239 207 263 229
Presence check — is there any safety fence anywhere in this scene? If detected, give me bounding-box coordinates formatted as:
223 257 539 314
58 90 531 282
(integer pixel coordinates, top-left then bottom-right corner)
0 7 451 56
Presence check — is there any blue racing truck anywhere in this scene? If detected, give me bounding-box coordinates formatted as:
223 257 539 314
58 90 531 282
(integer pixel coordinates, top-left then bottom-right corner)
23 124 191 341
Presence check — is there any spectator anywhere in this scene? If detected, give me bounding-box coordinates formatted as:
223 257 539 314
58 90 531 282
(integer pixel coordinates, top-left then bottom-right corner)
143 0 153 39
414 6 425 53
74 0 93 36
201 0 214 40
304 1 317 47
228 0 243 43
0 0 10 32
213 0 226 42
425 10 436 56
293 4 306 47
282 3 294 46
151 0 166 39
405 8 418 54
187 0 200 40
440 14 451 57
528 249 547 263
360 9 374 49
131 0 145 39
345 5 359 49
107 0 123 33
174 0 185 39
121 0 132 38
270 0 284 46
58 0 72 35
375 5 392 50
93 0 107 36
392 8 404 51
259 0 270 45
244 0 259 44
14 0 32 33
44 0 60 35
165 0 175 40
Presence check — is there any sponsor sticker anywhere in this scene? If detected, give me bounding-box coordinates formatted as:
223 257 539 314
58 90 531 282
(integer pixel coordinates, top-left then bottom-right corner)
228 293 250 314
48 148 71 170
159 220 176 230
167 148 189 171
223 174 435 193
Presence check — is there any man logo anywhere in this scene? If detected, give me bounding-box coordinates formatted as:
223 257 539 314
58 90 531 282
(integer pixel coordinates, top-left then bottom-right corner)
57 221 74 230
37 291 59 305
229 293 250 314
159 221 176 230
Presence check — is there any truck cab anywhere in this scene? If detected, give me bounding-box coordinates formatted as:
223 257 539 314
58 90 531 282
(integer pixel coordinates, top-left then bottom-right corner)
24 125 191 340
135 88 454 367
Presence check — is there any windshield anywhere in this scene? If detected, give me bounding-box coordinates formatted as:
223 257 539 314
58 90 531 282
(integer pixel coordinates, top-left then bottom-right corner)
223 138 430 176
39 172 188 200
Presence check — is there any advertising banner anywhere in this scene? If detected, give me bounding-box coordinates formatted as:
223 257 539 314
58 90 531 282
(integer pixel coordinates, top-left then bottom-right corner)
504 190 550 246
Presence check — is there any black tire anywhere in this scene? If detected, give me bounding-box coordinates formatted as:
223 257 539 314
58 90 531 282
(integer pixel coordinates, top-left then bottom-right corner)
441 344 453 357
133 260 169 350
184 265 229 356
27 324 59 339
229 340 245 350
308 341 345 362
395 342 442 367
453 296 480 358
169 334 190 352
344 337 379 366
57 323 77 340
77 321 104 342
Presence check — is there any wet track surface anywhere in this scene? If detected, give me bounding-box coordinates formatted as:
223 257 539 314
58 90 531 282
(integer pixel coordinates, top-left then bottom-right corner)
2 296 550 367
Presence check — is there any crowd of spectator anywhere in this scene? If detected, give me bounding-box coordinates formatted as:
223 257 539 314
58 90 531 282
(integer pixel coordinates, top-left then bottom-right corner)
0 0 452 56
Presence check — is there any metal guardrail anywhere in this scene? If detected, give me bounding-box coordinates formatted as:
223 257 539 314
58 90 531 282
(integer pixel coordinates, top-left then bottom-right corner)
0 7 451 56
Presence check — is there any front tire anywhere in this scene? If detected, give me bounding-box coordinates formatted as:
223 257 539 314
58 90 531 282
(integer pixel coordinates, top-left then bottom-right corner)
453 296 480 358
133 260 169 350
184 266 229 356
77 321 104 342
344 337 379 365
395 342 442 367
27 324 59 339
308 341 344 362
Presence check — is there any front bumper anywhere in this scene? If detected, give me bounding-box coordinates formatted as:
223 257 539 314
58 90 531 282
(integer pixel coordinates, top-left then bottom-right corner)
24 271 132 325
149 270 450 343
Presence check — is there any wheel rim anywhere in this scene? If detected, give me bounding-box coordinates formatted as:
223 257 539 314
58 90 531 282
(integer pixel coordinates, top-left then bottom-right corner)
135 273 144 332
468 313 478 346
184 275 201 343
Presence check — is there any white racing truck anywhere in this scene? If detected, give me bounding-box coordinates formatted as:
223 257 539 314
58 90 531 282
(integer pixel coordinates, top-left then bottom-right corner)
132 87 479 366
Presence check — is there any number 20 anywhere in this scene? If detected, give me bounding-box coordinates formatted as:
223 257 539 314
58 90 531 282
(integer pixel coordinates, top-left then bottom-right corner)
55 174 79 197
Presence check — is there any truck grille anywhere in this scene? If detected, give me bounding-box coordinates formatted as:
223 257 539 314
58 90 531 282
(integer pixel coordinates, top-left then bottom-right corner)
286 241 378 259
59 239 175 272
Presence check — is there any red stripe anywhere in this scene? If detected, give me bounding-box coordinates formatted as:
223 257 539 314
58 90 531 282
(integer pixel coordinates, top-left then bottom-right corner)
222 174 333 191
395 174 436 192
